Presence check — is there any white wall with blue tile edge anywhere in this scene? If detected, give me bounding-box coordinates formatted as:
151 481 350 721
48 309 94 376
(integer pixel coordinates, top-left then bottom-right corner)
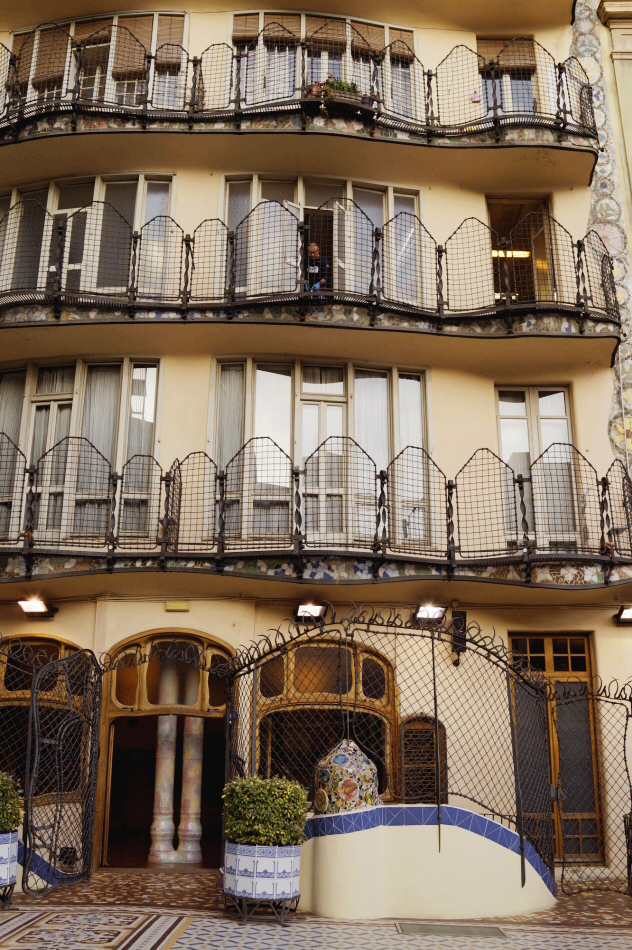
299 805 556 919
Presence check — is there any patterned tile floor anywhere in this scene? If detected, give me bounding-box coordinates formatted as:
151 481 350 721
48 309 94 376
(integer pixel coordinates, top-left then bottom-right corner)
3 870 632 949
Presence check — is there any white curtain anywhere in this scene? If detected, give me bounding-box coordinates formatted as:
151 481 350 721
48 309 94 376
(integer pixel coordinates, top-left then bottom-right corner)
127 365 157 460
355 370 389 472
217 364 245 471
0 371 26 443
82 364 121 463
399 374 423 449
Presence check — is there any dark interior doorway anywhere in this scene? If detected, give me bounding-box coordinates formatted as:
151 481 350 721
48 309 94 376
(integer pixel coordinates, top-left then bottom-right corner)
106 714 225 868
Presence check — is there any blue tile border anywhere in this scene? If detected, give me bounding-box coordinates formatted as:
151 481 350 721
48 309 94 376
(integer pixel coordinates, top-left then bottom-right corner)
304 805 556 896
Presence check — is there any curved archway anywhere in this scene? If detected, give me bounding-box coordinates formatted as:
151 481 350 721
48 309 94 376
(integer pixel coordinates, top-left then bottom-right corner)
98 629 233 871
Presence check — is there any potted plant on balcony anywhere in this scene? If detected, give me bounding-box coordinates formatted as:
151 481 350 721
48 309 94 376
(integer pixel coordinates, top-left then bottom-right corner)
0 773 22 906
222 776 308 924
319 77 376 117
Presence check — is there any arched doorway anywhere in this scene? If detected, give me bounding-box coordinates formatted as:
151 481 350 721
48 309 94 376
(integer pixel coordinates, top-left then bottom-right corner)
99 631 232 869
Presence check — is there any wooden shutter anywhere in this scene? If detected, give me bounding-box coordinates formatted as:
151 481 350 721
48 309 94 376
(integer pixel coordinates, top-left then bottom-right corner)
350 21 385 55
155 15 185 68
232 14 260 44
305 17 346 53
112 15 152 79
73 19 113 45
477 37 536 72
389 28 414 62
32 26 71 89
11 32 34 89
263 13 300 41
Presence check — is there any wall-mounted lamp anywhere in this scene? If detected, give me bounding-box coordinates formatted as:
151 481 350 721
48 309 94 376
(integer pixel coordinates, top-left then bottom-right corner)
297 604 326 620
416 604 445 622
614 606 632 625
17 596 57 619
451 609 467 666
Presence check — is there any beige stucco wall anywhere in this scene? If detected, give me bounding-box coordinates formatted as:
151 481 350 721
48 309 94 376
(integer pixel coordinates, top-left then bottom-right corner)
299 822 556 918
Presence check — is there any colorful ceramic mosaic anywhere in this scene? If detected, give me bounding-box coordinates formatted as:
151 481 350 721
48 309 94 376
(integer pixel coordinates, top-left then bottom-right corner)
313 739 379 814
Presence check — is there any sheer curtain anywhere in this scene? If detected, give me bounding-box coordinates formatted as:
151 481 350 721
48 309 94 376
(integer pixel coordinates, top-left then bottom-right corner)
82 365 121 463
0 371 26 444
217 364 245 471
355 370 389 472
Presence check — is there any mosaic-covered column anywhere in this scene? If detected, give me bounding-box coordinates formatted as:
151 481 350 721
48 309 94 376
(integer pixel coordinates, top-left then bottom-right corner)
148 714 179 865
176 716 204 864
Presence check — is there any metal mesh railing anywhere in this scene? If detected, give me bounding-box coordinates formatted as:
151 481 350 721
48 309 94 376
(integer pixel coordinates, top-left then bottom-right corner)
222 437 294 551
305 198 375 301
227 615 556 881
455 449 520 558
381 213 437 310
23 650 101 893
31 437 112 549
302 437 377 552
445 218 498 314
0 200 618 323
0 27 597 137
233 201 300 299
116 454 162 549
0 433 26 544
168 452 217 553
554 680 632 894
386 446 446 557
530 444 602 556
3 438 632 564
190 219 229 303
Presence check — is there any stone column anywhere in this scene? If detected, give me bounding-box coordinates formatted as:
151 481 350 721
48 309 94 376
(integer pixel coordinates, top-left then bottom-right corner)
148 714 179 864
176 716 204 864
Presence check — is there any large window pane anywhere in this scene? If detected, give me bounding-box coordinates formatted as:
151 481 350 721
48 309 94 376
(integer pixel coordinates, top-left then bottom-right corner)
127 365 157 459
399 374 423 448
355 369 388 471
81 365 121 464
254 364 292 454
36 365 75 394
0 371 26 443
303 365 343 394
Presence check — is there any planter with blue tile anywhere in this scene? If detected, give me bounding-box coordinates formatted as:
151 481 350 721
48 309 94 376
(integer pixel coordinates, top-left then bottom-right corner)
0 830 18 908
223 841 301 925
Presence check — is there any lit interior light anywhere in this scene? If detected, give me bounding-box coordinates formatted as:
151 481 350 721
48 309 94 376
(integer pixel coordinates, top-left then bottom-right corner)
297 604 326 619
17 596 56 618
614 605 632 624
416 604 445 621
491 250 531 258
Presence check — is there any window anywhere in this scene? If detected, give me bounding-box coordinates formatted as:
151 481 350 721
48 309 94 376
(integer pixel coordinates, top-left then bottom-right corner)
487 198 553 304
5 176 171 299
11 14 187 110
400 715 447 803
0 359 160 543
510 634 601 862
213 358 424 544
0 370 26 537
477 38 537 118
497 387 572 539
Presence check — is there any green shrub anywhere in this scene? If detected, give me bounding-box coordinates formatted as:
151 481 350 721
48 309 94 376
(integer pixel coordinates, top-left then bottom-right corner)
0 773 23 833
223 776 308 846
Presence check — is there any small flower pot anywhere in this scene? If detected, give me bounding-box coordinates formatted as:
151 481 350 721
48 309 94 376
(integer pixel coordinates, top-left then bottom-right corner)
224 841 301 902
0 830 18 906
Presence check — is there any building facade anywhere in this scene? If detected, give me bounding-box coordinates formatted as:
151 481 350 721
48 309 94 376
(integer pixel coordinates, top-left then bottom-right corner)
0 0 631 916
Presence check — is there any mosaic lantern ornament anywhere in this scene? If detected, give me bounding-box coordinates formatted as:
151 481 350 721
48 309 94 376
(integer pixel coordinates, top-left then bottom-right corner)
314 739 379 814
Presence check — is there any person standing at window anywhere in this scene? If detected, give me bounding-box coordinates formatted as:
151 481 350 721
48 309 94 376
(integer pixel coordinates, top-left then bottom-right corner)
305 242 330 292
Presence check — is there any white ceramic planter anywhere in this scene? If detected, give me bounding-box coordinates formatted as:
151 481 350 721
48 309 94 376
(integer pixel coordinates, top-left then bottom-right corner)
224 842 301 901
0 831 18 888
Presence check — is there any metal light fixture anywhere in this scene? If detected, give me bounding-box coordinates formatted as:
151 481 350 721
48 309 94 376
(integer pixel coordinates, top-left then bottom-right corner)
297 604 326 619
416 604 445 622
614 605 632 625
17 596 57 619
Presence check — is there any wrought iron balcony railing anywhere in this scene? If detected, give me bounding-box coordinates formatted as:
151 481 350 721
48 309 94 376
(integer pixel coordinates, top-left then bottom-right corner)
0 199 619 325
0 26 596 139
1 433 630 572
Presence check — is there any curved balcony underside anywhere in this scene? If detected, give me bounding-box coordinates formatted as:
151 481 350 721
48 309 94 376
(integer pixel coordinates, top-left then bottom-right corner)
0 27 598 166
1 435 630 594
0 200 619 332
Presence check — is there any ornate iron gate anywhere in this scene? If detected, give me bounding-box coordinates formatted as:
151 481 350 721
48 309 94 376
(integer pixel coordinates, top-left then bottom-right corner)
22 650 102 894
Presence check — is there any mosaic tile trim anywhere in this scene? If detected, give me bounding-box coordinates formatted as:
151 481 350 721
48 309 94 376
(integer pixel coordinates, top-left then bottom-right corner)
0 302 616 337
303 804 556 896
1 552 631 588
573 1 632 459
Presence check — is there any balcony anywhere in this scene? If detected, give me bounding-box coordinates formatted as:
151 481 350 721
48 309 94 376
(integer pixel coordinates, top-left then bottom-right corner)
0 26 597 151
0 199 619 330
1 433 630 582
